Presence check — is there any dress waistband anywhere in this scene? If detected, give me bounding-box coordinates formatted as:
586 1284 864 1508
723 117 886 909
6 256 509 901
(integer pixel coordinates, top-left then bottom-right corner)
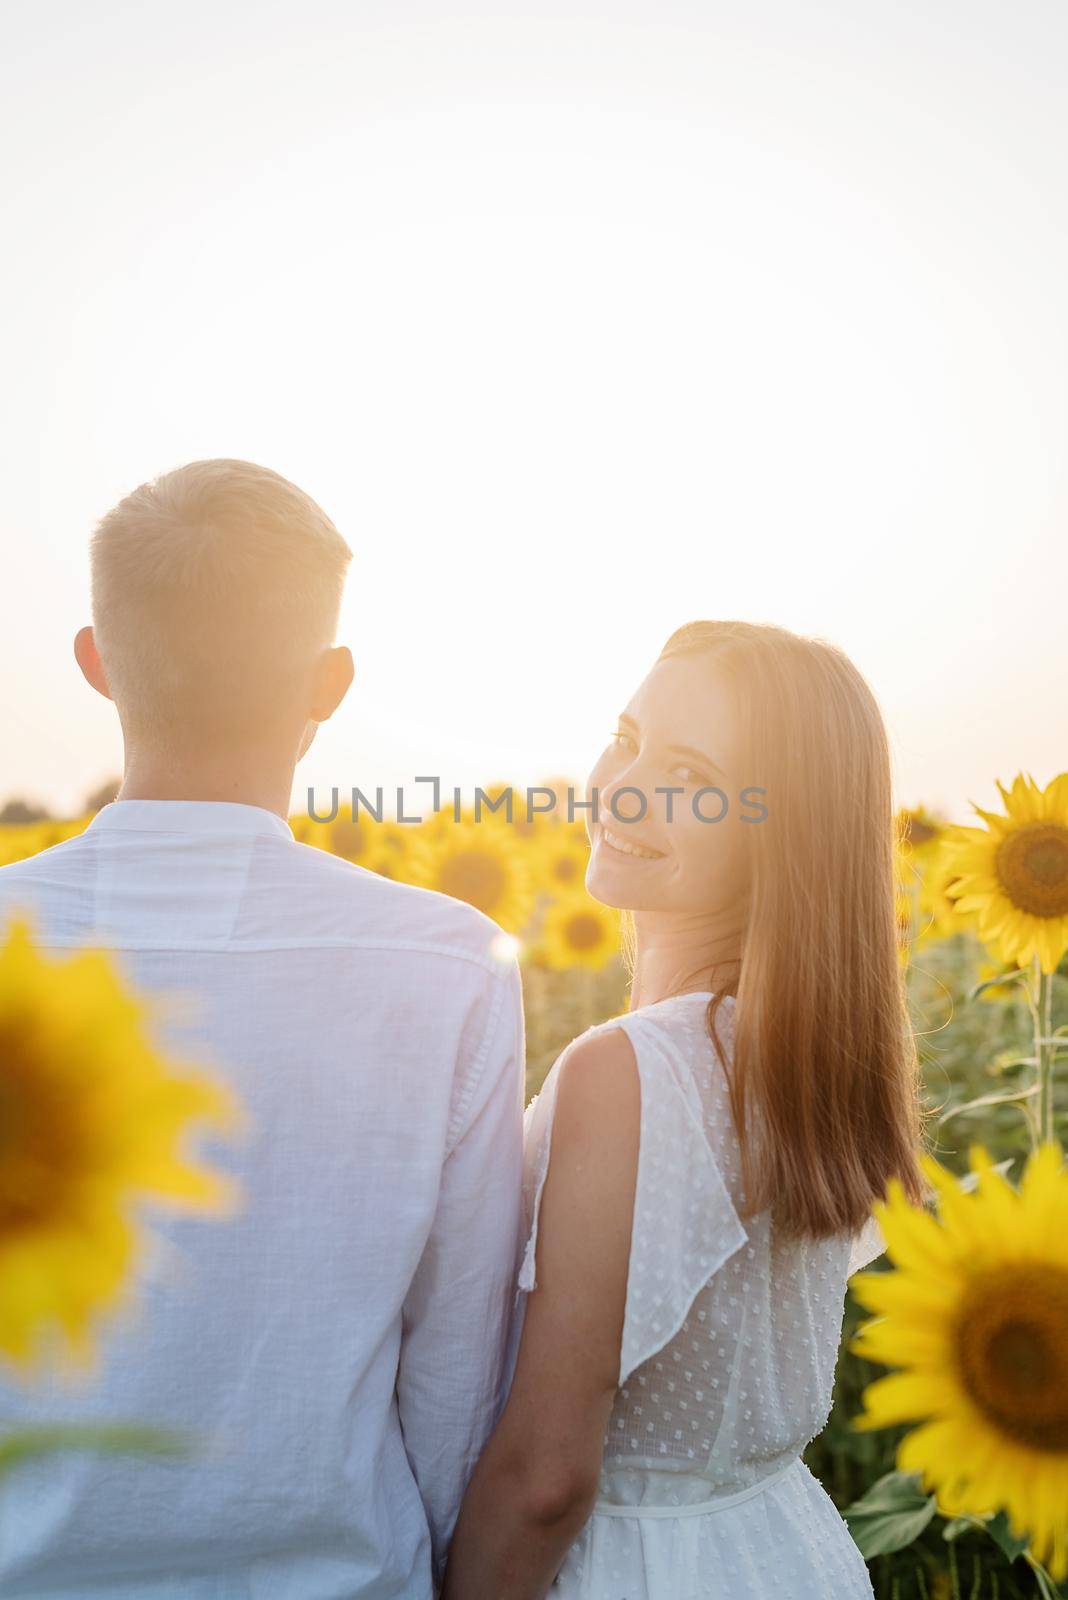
592 1455 800 1519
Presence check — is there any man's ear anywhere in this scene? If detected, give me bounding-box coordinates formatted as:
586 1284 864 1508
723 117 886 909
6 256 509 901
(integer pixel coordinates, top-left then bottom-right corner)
308 645 354 724
74 625 113 701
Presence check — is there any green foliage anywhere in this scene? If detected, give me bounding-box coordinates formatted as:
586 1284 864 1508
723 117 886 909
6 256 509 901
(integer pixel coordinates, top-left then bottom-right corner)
841 1469 938 1556
808 932 1066 1596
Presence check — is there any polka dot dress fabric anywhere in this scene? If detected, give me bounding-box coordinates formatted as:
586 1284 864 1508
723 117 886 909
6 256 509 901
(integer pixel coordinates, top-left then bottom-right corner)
519 993 883 1599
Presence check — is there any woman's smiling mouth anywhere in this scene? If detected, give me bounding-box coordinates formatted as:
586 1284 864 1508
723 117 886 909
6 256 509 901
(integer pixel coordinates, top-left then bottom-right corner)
598 824 667 861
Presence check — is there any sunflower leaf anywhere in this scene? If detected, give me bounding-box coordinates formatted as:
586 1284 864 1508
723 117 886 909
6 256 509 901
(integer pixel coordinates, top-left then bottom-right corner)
841 1469 937 1556
983 1509 1034 1564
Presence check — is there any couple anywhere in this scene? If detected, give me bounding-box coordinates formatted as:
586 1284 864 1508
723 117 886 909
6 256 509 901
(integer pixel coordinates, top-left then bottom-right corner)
0 460 925 1600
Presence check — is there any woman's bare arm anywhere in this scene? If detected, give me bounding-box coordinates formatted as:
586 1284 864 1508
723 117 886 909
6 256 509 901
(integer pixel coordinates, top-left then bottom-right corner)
441 1026 640 1600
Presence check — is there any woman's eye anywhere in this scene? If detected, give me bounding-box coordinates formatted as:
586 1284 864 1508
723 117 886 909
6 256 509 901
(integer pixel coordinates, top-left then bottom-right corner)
671 764 709 787
611 730 637 753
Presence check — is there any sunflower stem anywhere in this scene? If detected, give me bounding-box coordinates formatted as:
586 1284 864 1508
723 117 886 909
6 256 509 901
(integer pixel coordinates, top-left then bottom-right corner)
1036 964 1057 1148
1023 1551 1063 1600
948 1538 961 1600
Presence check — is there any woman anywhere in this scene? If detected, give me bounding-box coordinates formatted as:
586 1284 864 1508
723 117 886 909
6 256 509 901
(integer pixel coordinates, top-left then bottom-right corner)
443 620 929 1600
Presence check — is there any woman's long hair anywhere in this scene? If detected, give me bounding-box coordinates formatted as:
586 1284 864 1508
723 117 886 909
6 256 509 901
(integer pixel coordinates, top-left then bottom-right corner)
655 620 929 1240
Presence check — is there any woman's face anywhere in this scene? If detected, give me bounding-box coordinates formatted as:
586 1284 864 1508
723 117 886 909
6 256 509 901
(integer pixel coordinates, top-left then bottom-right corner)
585 654 750 914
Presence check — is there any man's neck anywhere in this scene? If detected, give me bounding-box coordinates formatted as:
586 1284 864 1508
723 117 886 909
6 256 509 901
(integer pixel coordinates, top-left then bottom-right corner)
117 753 296 821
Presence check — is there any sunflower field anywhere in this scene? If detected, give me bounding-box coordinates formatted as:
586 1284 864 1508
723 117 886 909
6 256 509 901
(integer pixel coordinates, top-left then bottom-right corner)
1 771 1067 1597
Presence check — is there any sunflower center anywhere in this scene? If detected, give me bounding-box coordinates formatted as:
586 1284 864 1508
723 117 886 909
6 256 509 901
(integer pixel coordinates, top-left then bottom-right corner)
564 912 604 951
956 1263 1068 1452
995 823 1068 918
0 1029 86 1226
552 856 582 885
438 849 509 914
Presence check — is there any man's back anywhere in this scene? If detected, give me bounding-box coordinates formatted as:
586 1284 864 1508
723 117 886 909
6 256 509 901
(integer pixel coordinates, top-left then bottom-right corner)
0 799 525 1599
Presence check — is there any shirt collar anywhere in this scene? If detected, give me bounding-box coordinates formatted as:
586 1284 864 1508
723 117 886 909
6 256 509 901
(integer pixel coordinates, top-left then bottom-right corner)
86 799 294 841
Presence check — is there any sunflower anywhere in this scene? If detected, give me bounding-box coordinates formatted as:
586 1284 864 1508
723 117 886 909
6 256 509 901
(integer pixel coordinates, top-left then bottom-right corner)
361 823 417 883
974 959 1028 1006
0 827 32 868
894 840 919 959
915 841 971 948
408 816 535 933
944 773 1068 975
533 892 621 972
896 806 947 870
485 776 575 839
0 818 89 867
0 916 241 1375
537 822 591 898
472 783 524 830
849 1140 1068 1579
290 806 399 866
325 807 381 864
288 813 326 848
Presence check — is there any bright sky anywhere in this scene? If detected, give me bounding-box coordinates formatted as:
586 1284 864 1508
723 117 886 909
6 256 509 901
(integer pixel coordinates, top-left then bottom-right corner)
2 1 1065 823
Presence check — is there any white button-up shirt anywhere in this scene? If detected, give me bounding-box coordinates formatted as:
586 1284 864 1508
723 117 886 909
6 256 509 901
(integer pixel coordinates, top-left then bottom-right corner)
0 800 526 1599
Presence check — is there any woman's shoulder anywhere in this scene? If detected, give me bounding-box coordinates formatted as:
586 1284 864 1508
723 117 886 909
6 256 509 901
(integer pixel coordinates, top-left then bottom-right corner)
529 991 734 1117
519 995 749 1380
525 1018 639 1141
570 989 735 1044
614 990 736 1074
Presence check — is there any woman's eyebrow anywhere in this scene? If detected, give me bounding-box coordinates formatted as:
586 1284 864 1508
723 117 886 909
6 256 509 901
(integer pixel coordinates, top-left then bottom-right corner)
618 712 639 732
667 741 726 777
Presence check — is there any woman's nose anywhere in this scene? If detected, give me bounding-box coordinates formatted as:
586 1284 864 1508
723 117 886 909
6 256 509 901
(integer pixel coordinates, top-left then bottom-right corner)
599 763 653 824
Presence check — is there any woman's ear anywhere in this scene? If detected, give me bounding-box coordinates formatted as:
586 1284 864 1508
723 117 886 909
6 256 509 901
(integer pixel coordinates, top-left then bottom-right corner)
74 625 113 701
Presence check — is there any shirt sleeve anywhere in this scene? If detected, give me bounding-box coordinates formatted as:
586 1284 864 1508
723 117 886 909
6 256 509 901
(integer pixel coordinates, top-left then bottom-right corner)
395 953 526 1589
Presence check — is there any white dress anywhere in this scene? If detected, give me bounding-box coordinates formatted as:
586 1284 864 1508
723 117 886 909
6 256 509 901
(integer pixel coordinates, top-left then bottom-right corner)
519 992 885 1600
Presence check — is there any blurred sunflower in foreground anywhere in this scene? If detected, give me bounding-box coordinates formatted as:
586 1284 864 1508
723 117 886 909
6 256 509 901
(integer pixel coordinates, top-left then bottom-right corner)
944 772 1068 974
0 916 241 1376
850 1140 1068 1580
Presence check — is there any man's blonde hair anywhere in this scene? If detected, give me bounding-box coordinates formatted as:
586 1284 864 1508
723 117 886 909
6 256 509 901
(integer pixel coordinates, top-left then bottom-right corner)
91 459 352 748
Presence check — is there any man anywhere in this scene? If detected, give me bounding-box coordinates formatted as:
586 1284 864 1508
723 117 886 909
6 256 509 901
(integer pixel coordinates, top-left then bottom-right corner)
0 460 525 1598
